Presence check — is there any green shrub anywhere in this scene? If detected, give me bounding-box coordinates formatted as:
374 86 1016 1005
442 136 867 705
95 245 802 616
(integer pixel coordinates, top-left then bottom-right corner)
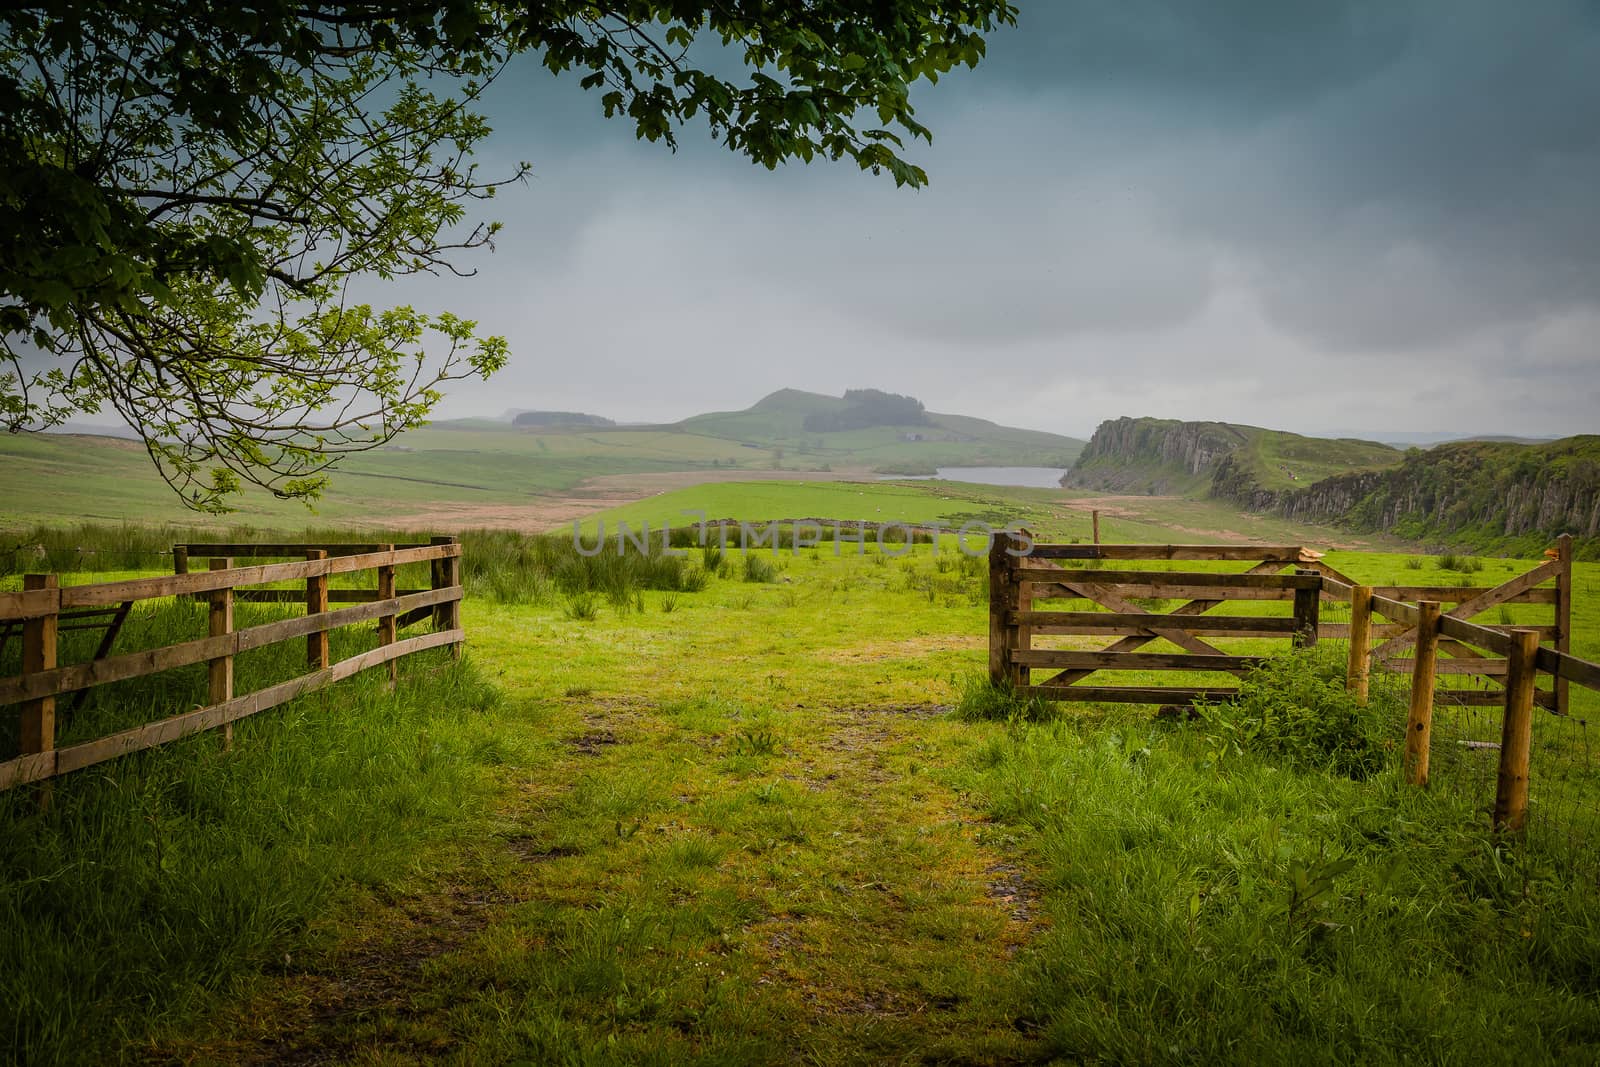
1195 647 1398 779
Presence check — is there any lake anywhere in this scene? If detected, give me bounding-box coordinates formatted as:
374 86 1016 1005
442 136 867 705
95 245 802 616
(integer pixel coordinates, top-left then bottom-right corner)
885 466 1068 489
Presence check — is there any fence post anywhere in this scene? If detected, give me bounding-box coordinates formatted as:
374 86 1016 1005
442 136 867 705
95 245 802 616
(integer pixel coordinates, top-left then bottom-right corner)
208 558 235 750
1493 629 1542 833
1403 600 1442 786
430 535 462 659
21 574 59 806
988 532 1016 687
1092 509 1101 545
429 535 450 632
1555 533 1572 717
1347 585 1374 704
305 548 329 669
377 544 397 688
1291 570 1321 649
172 544 189 602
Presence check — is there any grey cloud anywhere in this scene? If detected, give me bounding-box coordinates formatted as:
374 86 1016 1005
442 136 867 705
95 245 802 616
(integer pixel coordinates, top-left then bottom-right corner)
406 1 1600 438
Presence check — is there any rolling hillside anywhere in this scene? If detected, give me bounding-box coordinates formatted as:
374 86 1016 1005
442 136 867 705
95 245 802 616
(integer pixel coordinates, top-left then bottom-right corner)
674 388 1084 473
0 390 1084 527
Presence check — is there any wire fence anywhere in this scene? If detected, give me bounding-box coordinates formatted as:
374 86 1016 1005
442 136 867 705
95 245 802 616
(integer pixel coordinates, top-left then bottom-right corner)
1312 563 1600 885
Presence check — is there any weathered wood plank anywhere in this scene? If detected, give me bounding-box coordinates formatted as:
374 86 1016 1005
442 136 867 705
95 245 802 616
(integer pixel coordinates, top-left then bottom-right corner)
1011 611 1298 635
1494 630 1541 831
1556 534 1573 715
1404 602 1442 785
0 629 463 791
988 535 1012 686
1433 688 1556 709
1319 576 1355 600
1012 650 1266 671
21 577 58 790
1303 559 1362 587
179 542 431 557
1535 646 1600 693
1367 586 1556 604
1015 568 1319 590
1025 544 1313 562
377 547 397 689
1369 594 1421 626
0 586 62 622
306 549 330 669
1029 582 1299 602
0 587 460 705
1319 623 1413 640
57 544 459 609
1370 560 1561 661
1436 616 1513 658
1380 658 1509 676
1021 685 1240 704
1348 585 1374 703
234 588 426 604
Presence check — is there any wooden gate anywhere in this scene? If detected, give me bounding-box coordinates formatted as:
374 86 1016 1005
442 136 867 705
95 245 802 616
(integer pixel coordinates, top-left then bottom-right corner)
988 537 1326 705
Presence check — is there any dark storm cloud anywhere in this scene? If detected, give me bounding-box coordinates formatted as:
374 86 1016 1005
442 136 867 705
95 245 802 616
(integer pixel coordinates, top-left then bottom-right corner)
408 0 1600 437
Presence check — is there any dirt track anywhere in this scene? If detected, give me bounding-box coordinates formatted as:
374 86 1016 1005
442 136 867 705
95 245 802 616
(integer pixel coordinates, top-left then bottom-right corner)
381 468 873 532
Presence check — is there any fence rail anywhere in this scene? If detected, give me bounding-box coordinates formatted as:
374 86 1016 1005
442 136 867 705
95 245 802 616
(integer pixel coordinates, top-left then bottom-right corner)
1 540 463 794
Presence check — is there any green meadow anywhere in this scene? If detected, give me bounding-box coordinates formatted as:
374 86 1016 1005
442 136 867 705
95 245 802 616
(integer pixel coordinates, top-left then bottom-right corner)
1 475 1596 1063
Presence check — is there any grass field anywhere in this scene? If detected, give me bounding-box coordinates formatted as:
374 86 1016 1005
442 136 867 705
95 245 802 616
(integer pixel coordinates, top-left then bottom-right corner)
1 389 1084 528
3 519 1598 1063
577 478 1416 552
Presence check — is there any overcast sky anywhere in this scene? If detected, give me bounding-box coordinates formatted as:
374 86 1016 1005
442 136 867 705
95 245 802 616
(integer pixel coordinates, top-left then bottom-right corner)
393 0 1600 440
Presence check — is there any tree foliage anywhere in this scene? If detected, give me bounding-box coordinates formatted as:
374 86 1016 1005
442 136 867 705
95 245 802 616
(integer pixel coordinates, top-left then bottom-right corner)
802 388 928 432
1 1 1015 510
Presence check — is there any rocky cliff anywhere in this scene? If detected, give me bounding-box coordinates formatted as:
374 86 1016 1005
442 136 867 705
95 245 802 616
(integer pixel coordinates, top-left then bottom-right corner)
1065 417 1597 556
1065 417 1253 493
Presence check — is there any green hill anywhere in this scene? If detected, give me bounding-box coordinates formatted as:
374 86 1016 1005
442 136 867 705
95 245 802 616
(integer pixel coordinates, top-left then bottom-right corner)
0 391 1083 527
677 389 1083 474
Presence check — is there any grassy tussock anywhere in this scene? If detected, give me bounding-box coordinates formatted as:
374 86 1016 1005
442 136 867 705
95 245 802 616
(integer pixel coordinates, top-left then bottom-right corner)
966 707 1600 1062
0 651 503 1065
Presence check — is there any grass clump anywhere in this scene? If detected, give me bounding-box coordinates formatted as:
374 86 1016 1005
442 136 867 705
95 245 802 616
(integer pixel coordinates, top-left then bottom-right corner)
742 553 779 583
966 712 1600 1064
1434 552 1484 574
563 592 600 621
954 675 1055 723
1195 647 1400 780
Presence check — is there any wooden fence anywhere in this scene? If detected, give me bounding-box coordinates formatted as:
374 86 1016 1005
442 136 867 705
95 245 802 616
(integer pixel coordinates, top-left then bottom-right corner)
987 535 1597 831
0 539 463 794
987 537 1327 705
1304 534 1575 716
1320 572 1600 830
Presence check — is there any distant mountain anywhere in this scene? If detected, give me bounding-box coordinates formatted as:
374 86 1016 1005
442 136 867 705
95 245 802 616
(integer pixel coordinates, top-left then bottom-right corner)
677 389 1084 473
511 410 616 428
1314 430 1566 448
